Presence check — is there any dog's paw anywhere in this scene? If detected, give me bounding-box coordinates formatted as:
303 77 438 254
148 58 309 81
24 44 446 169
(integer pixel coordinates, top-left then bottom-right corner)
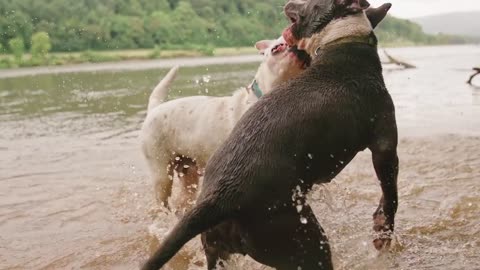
372 233 392 251
372 211 393 251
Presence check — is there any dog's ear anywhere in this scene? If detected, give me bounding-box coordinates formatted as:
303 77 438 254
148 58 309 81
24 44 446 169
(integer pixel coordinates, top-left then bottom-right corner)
336 0 370 13
366 3 392 28
255 40 274 55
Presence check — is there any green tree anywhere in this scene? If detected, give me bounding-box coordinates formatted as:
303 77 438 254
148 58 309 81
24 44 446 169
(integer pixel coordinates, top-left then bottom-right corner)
31 32 52 60
0 11 33 50
145 11 175 46
0 0 473 53
170 1 211 45
9 37 25 62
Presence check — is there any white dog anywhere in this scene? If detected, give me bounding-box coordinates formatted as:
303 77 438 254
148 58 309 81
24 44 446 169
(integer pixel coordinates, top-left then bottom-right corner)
141 37 310 211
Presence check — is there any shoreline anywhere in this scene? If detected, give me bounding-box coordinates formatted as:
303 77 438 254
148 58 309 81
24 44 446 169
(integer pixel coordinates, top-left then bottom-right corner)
1 44 478 79
0 54 262 79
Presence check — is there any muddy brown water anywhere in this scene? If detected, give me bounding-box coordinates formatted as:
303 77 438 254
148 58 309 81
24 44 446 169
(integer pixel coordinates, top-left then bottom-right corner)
1 45 480 270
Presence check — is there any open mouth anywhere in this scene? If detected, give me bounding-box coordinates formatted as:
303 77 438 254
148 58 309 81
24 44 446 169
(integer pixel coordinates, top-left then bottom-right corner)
283 12 299 46
271 43 288 55
289 46 311 69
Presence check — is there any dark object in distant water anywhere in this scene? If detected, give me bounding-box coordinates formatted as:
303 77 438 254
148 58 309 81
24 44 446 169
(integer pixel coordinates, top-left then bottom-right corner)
383 50 416 69
467 67 480 85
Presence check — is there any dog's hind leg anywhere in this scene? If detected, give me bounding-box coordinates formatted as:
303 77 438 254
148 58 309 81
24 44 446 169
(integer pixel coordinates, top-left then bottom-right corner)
240 203 333 270
149 159 174 208
172 157 202 215
201 231 231 270
201 221 246 269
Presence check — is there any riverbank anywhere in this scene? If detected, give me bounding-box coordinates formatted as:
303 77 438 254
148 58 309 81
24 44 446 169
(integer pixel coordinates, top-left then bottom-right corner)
2 41 478 72
0 46 257 71
2 44 479 79
0 54 262 79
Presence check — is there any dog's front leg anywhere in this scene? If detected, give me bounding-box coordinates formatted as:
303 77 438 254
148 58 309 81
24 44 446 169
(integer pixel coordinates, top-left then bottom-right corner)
371 146 399 250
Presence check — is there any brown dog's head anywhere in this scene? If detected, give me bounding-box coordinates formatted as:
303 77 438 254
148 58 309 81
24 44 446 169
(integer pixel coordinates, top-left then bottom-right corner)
283 0 391 47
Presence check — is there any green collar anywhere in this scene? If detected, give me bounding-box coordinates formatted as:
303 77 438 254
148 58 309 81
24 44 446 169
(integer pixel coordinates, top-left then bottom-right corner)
249 80 263 98
315 33 377 56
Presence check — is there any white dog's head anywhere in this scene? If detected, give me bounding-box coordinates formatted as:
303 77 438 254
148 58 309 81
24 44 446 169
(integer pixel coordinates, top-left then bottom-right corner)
252 37 311 96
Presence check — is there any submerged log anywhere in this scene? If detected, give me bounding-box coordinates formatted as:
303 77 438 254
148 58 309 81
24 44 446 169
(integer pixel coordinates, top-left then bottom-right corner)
467 67 480 85
383 50 416 69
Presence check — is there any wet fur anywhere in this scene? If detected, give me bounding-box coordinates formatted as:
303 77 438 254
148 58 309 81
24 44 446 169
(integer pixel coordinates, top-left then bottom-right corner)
141 38 305 211
142 3 398 270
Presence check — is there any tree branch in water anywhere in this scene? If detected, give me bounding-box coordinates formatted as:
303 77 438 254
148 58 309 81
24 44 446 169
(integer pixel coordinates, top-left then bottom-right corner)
467 67 480 85
383 50 416 69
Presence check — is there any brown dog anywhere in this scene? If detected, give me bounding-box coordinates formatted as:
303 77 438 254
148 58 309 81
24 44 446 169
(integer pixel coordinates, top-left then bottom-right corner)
142 2 397 270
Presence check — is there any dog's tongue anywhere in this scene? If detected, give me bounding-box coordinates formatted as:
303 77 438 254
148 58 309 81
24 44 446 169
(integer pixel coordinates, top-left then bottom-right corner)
282 27 297 46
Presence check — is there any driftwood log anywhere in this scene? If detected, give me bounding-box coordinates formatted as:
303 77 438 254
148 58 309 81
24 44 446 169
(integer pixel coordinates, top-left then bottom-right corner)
467 67 480 85
383 50 416 69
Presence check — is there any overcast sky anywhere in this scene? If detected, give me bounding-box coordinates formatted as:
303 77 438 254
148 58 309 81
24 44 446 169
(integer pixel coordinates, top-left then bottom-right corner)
368 0 480 18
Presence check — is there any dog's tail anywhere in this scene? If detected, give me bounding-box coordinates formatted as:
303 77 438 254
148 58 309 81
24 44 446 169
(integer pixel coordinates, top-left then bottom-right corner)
147 65 179 113
142 199 226 270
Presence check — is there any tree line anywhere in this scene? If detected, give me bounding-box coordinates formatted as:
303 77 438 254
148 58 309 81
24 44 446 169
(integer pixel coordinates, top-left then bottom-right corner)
0 0 475 54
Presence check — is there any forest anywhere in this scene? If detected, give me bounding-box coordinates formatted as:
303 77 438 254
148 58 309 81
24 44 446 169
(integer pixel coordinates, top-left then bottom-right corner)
0 0 475 54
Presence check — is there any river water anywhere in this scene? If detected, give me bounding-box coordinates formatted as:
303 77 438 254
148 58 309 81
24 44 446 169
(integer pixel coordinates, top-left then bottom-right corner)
1 45 479 270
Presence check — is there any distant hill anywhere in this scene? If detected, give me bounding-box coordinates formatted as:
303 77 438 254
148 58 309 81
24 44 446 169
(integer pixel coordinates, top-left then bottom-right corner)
412 11 480 38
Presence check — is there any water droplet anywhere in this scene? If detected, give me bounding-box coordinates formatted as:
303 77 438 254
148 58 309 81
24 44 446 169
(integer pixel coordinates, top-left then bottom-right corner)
300 217 308 224
183 165 190 169
175 156 180 161
330 154 334 158
307 153 313 159
296 205 303 213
